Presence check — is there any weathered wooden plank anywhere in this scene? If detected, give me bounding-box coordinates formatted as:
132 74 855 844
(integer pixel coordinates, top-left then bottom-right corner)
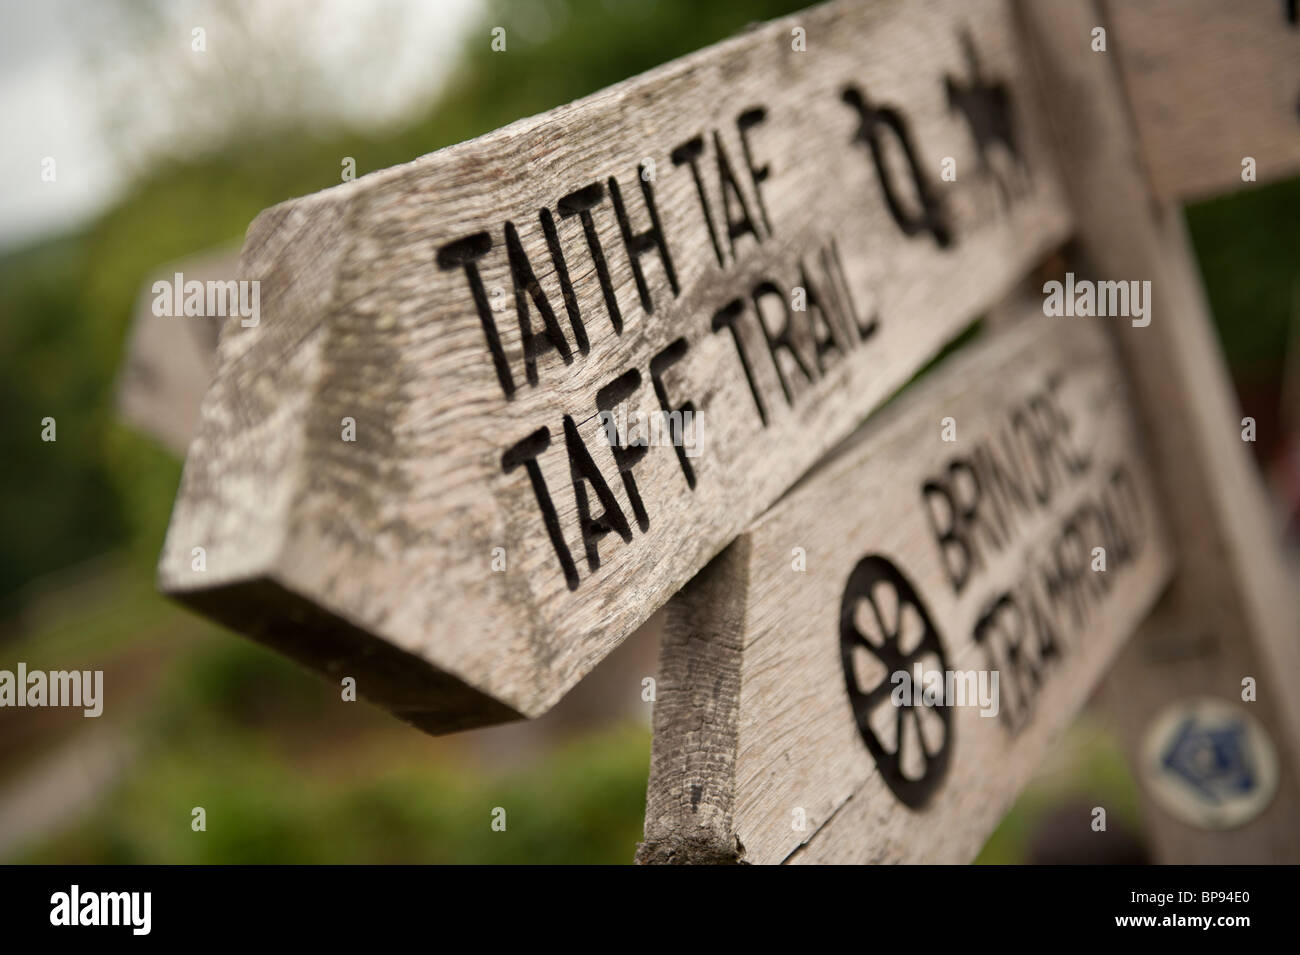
638 314 1172 864
117 248 240 456
157 0 1070 733
1106 0 1300 202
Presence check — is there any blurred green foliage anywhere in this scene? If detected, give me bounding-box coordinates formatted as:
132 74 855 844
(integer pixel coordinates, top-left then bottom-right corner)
1186 176 1300 377
974 721 1144 864
20 720 651 864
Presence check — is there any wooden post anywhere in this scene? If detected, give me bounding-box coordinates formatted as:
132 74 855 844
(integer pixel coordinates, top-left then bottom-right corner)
1018 0 1300 862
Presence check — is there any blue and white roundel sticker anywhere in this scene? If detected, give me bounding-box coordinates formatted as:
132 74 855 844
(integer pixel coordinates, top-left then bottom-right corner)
1140 697 1279 829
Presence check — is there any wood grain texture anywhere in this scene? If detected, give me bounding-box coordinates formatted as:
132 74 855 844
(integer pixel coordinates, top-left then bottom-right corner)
1020 0 1300 862
639 315 1172 864
1105 0 1300 202
639 542 751 865
156 0 1071 731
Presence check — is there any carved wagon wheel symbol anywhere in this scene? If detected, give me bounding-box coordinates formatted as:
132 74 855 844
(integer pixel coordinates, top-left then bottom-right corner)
839 555 952 808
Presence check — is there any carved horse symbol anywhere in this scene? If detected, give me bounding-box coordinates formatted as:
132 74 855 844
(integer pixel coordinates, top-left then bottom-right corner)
944 31 1028 209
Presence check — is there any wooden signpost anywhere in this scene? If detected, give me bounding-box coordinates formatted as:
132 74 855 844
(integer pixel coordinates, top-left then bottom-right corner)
145 0 1299 862
639 315 1172 864
157 0 1069 732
